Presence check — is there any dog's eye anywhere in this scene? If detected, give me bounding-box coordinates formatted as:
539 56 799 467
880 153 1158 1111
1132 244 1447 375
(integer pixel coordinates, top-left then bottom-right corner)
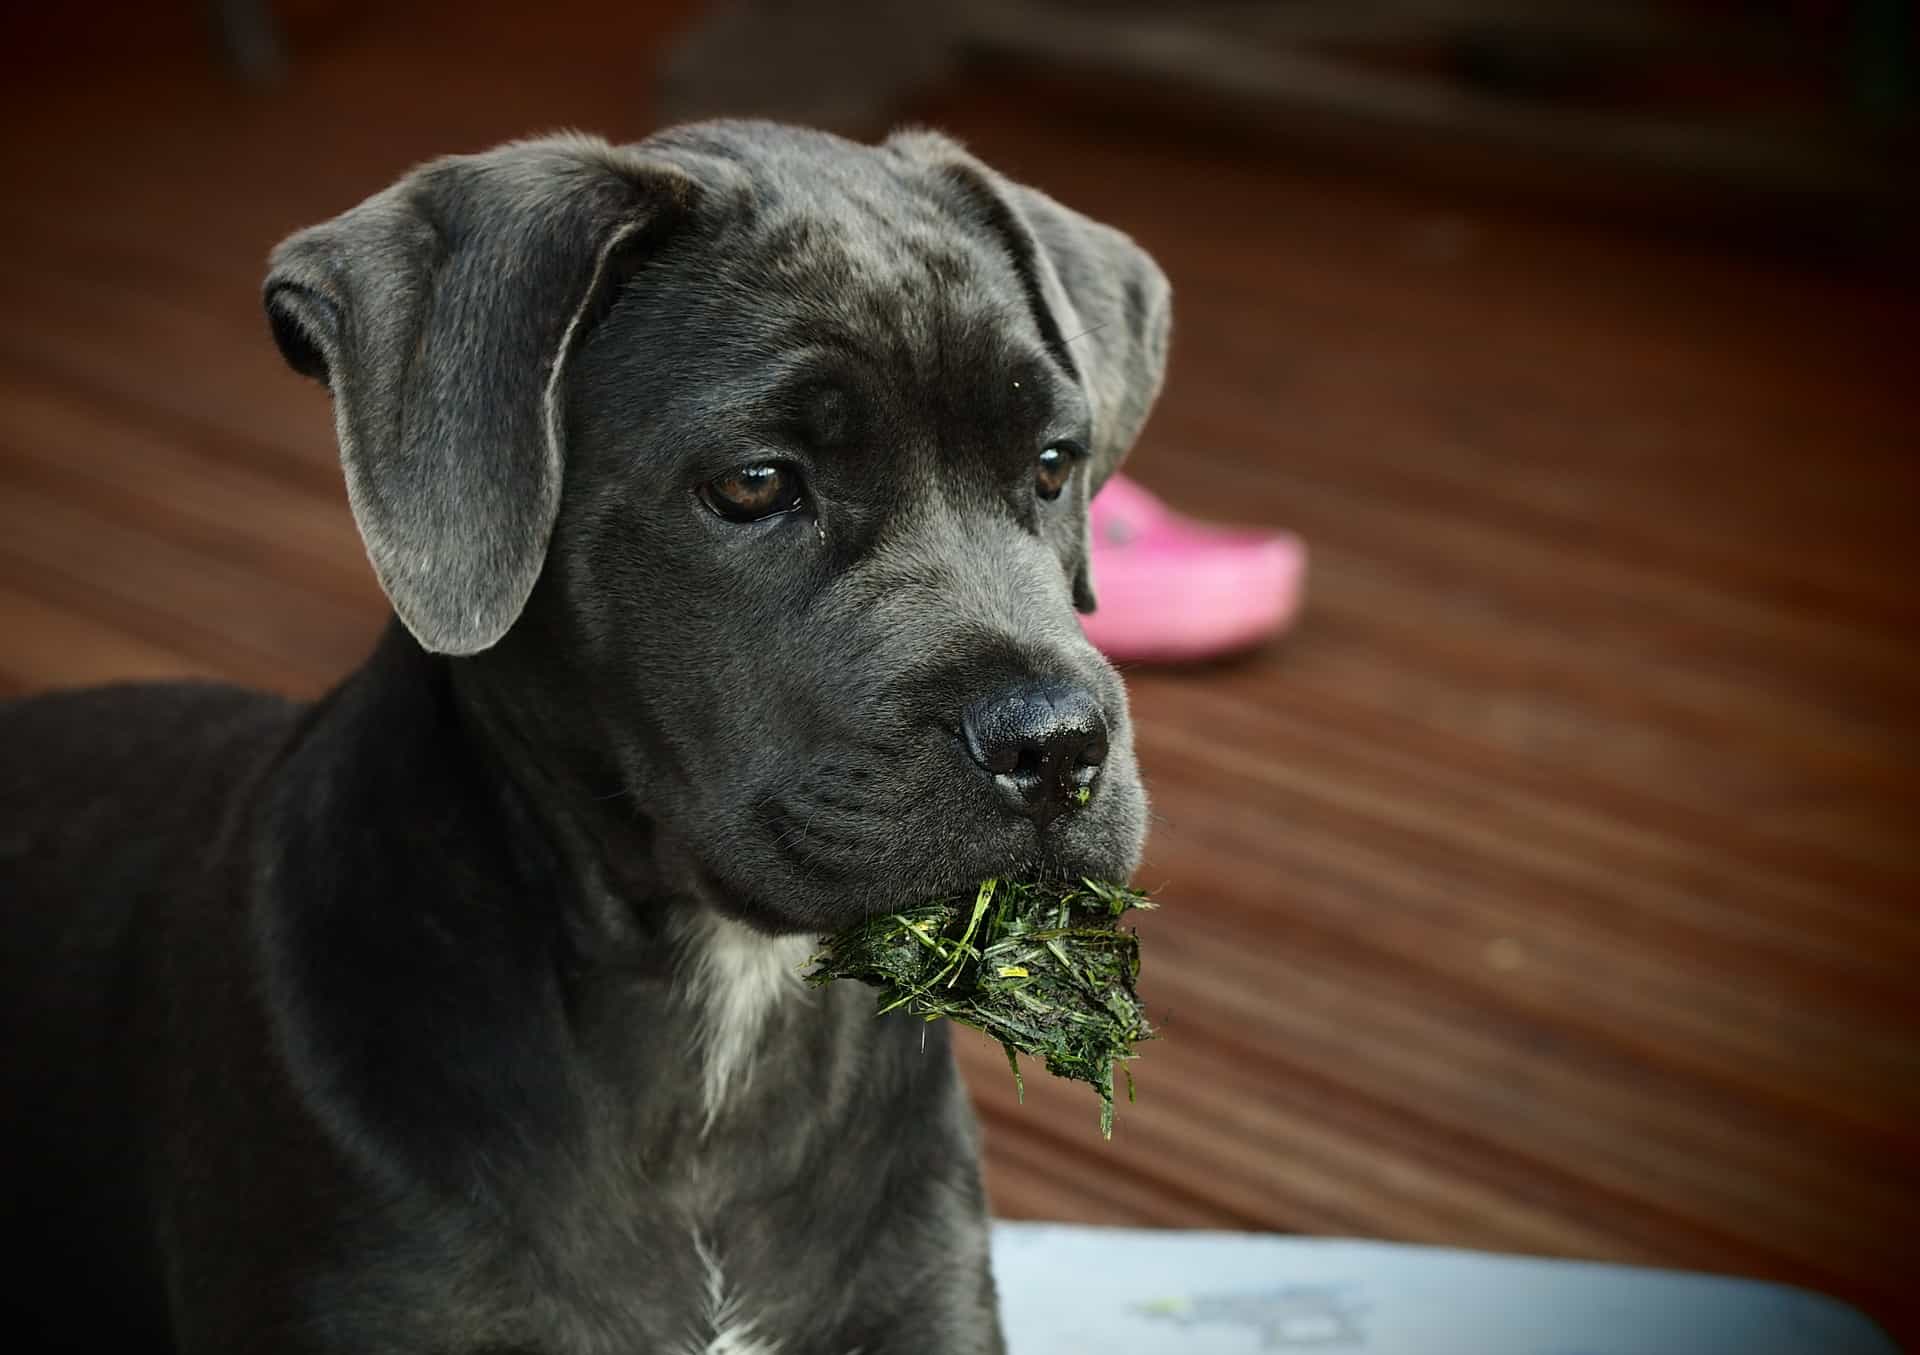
1035 445 1075 502
700 463 806 523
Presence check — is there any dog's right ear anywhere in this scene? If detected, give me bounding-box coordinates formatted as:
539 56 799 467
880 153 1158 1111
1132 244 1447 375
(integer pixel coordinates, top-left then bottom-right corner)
265 137 698 656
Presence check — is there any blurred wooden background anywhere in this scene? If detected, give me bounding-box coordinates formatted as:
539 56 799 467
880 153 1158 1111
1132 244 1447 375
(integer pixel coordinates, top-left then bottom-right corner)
2 0 1915 1344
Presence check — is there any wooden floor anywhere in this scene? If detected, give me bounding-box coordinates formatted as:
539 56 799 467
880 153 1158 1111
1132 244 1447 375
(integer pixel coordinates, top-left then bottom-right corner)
4 2 1916 1343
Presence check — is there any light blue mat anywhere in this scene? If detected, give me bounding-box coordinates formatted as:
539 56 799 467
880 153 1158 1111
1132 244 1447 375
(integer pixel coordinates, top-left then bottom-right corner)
990 1223 1899 1354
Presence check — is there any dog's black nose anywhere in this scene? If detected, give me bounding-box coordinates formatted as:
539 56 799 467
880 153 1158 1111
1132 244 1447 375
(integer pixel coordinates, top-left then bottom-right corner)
961 682 1110 828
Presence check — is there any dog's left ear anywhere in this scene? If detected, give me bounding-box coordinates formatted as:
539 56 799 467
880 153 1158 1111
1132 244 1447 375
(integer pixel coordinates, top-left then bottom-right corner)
887 130 1172 612
264 136 698 655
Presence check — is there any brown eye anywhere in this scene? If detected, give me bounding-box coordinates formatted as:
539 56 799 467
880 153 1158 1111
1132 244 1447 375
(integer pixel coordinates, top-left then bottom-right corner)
700 463 805 523
1035 444 1075 501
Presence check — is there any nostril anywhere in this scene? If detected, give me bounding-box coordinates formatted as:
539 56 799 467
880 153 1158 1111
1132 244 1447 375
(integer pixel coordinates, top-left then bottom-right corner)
974 732 1023 777
960 681 1112 824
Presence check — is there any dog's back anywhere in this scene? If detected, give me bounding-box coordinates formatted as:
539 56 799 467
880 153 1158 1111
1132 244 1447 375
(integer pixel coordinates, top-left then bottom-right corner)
0 683 299 1344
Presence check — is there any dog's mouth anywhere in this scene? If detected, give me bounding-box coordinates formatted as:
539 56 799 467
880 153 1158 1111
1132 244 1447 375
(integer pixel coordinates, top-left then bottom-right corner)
653 692 1146 934
675 801 1132 936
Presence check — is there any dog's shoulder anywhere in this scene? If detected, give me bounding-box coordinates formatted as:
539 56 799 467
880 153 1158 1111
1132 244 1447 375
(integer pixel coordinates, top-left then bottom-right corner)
0 677 300 918
1 678 299 778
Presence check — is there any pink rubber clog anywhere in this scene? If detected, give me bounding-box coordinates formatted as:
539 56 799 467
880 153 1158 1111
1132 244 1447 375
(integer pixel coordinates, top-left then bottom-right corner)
1079 474 1307 663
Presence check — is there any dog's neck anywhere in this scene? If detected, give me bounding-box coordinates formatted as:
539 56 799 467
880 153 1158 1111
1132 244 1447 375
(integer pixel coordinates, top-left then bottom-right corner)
443 614 829 1127
261 623 823 1202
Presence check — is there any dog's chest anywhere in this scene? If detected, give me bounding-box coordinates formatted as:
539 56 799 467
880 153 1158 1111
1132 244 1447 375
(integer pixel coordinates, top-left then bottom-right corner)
360 1057 859 1350
517 1218 802 1355
449 1110 851 1352
353 1163 839 1355
554 1161 827 1355
320 956 990 1354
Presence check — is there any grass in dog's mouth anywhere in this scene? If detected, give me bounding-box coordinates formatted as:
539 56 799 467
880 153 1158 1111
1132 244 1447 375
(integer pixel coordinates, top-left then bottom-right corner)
807 878 1153 1138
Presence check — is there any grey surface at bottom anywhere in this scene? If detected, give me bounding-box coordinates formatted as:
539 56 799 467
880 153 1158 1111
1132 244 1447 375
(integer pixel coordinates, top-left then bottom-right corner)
989 1222 1899 1355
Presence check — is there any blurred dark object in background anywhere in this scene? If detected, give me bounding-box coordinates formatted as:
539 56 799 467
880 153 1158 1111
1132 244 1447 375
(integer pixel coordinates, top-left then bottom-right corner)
2 0 1917 1348
654 0 1918 259
209 0 289 84
20 0 1913 256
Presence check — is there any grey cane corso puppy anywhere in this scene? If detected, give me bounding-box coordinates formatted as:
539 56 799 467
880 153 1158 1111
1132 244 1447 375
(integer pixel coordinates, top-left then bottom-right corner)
0 120 1169 1354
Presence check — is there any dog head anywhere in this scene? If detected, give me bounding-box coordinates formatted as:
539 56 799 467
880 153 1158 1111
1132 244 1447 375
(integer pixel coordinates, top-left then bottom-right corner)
265 122 1171 933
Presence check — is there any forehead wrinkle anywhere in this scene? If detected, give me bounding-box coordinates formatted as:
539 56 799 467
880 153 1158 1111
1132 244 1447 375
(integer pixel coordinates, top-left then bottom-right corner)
743 169 1024 307
686 167 1077 446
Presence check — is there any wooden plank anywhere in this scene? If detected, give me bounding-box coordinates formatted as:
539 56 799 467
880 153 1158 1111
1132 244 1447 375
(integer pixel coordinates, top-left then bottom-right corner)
0 475 379 696
0 583 220 692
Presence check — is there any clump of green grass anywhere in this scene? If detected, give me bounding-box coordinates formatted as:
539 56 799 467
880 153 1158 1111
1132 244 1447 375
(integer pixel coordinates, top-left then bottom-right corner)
807 878 1154 1138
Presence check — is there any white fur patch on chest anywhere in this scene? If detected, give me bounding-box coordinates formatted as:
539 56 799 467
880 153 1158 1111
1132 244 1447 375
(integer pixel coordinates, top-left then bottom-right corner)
676 911 813 1130
676 1231 783 1355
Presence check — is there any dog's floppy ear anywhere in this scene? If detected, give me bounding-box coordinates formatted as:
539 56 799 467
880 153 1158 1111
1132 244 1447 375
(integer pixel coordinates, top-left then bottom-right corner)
888 129 1172 612
265 136 697 655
